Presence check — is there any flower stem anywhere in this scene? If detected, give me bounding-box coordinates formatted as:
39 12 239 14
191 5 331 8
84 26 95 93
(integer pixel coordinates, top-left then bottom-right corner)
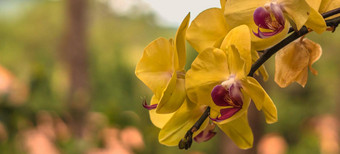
248 7 340 77
326 16 340 31
322 7 340 18
178 107 210 150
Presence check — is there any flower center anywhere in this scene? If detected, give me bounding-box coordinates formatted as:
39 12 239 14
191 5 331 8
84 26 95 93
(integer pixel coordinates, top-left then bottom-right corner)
210 77 243 122
253 2 285 38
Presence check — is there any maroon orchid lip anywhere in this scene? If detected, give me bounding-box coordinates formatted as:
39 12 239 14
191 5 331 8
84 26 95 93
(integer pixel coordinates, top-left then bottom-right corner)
253 7 271 29
142 99 157 110
211 85 232 107
210 107 242 122
253 3 285 38
210 83 243 122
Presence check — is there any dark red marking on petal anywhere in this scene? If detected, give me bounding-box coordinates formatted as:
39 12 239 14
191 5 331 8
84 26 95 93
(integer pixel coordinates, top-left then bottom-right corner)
211 85 231 107
142 99 157 110
254 7 272 29
210 107 241 122
253 3 285 39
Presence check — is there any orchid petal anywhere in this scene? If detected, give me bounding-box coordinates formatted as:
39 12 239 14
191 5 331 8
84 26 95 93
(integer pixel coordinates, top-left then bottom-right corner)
271 3 285 26
211 85 230 107
149 96 174 128
210 107 241 122
229 84 243 107
305 7 327 34
251 50 269 81
258 65 269 81
187 8 230 53
211 94 251 125
224 0 268 28
279 0 310 30
221 25 252 74
217 113 254 149
294 67 309 87
194 123 216 143
319 0 340 15
186 48 229 108
253 27 284 38
135 38 175 99
175 13 190 69
194 131 216 143
306 0 322 11
303 39 322 75
250 21 289 50
220 0 226 12
226 45 246 79
274 40 310 87
156 73 186 114
253 7 272 29
275 39 321 88
159 100 209 146
241 77 278 124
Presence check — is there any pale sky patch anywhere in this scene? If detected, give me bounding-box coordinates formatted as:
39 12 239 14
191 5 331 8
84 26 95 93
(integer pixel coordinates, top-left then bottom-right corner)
107 0 221 27
142 0 220 26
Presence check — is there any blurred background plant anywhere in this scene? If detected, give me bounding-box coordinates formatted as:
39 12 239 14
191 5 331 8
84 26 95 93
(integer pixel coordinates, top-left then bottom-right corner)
0 0 339 153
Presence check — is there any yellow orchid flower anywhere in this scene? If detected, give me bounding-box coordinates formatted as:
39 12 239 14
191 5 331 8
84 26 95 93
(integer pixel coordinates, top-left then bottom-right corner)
136 13 214 147
223 0 326 48
135 13 190 114
275 38 322 88
186 4 269 80
186 25 277 149
222 0 289 50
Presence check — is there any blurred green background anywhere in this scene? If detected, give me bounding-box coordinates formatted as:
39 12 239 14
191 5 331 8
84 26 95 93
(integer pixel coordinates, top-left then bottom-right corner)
0 0 339 154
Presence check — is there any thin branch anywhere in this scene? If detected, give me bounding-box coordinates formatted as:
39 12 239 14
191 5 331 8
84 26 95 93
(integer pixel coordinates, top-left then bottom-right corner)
326 16 340 31
322 7 340 18
178 107 210 150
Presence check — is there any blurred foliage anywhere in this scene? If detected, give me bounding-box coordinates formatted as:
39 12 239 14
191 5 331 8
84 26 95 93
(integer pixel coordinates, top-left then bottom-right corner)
0 0 339 154
0 0 212 153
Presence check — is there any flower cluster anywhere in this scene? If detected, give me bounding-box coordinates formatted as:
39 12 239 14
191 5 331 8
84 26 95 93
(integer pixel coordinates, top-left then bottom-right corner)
135 0 339 149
